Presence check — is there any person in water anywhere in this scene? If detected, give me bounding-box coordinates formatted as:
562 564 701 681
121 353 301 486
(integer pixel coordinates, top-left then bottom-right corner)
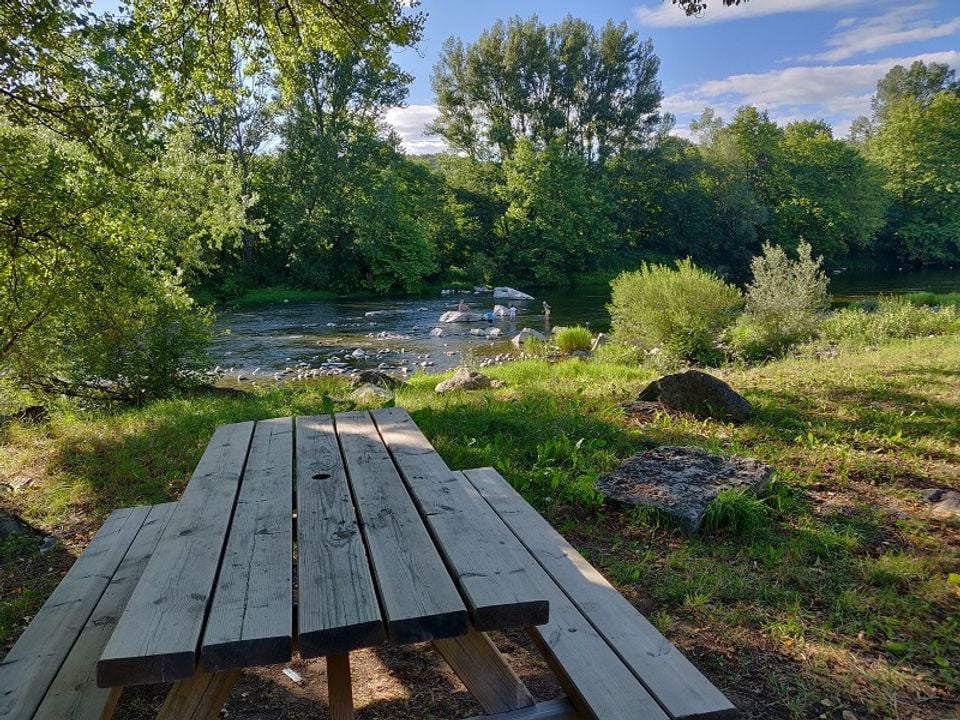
483 310 495 324
457 299 471 313
508 304 517 320
542 301 551 320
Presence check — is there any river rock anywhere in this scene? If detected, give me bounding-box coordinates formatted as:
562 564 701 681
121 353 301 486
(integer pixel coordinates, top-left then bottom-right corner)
439 311 485 323
493 304 509 317
512 328 546 348
350 348 366 359
598 446 773 532
364 310 391 317
638 370 753 424
920 488 960 517
435 367 504 394
487 327 502 338
430 327 444 337
349 383 395 403
493 286 535 300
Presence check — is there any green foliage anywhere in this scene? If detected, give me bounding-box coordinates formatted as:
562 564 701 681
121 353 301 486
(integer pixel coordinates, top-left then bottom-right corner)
0 123 245 401
903 292 960 307
608 259 743 365
727 240 830 360
430 15 662 162
498 140 616 285
866 91 960 264
555 326 593 353
701 489 772 535
819 296 960 347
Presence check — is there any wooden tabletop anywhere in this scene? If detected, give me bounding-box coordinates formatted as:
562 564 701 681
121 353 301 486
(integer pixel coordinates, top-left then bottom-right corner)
96 409 549 688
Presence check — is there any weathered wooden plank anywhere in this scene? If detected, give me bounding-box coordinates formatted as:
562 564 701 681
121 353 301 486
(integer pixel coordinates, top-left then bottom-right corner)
0 506 149 720
464 698 582 720
201 418 294 672
97 422 256 687
370 408 549 631
335 411 467 643
326 654 354 720
433 627 535 714
465 468 738 720
296 416 384 658
155 670 240 720
35 502 176 720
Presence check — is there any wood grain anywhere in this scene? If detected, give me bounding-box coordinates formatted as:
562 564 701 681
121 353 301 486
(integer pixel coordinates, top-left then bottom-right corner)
0 506 149 720
370 408 549 631
335 411 467 643
97 422 255 687
296 416 384 658
155 670 240 720
326 654 354 720
464 698 582 720
35 503 176 720
201 418 294 672
433 627 535 714
465 467 737 720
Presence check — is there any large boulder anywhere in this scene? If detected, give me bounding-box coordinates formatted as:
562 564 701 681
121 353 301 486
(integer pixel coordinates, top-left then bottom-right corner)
511 328 546 348
493 287 534 300
349 383 395 403
435 367 504 394
638 370 753 423
439 311 485 323
352 369 404 390
598 446 773 532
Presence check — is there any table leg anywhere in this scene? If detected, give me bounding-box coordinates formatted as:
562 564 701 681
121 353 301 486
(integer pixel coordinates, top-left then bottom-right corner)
156 669 241 720
433 626 536 714
327 653 355 720
99 687 123 719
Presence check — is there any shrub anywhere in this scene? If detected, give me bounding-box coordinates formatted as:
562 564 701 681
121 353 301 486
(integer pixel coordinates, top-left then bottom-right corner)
728 240 829 361
608 259 742 365
820 295 960 347
555 326 593 353
701 489 771 535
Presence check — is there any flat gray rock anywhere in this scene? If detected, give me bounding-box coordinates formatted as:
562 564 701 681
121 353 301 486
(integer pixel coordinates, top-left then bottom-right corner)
435 367 504 394
598 446 773 532
921 488 960 517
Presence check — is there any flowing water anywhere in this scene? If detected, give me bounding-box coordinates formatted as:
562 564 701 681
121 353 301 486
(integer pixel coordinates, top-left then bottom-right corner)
209 268 960 380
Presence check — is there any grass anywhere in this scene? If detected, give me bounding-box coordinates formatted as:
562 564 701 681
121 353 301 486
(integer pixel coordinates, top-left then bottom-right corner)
2 337 959 718
229 286 339 307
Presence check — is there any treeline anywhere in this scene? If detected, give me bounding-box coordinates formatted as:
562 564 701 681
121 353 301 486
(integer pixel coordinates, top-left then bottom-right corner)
216 16 960 296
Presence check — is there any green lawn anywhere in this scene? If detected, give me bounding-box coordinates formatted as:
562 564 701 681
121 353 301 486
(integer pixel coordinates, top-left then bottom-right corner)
2 336 958 718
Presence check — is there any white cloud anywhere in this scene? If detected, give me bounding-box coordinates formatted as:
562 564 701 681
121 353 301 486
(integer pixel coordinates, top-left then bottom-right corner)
799 3 960 62
634 0 868 28
664 50 960 135
383 104 447 155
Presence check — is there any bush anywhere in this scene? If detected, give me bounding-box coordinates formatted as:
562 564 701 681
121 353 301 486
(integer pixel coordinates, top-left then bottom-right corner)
608 259 742 365
819 295 960 347
555 326 593 353
728 240 829 361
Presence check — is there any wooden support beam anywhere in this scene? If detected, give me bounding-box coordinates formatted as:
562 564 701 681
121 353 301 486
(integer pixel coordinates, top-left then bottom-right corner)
326 653 355 720
433 627 535 715
156 670 240 720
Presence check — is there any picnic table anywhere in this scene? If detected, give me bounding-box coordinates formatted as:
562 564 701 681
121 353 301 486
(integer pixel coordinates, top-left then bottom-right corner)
1 408 737 720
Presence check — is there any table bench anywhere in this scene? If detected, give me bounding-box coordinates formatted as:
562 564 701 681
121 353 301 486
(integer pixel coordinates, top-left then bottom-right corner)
0 408 736 720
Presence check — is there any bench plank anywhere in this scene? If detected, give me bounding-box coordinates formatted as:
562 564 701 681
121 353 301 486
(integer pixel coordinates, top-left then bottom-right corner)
0 506 150 720
335 411 467 643
465 467 737 720
98 422 256 687
296 416 384 658
371 408 549 630
35 502 176 720
465 698 581 720
201 418 294 671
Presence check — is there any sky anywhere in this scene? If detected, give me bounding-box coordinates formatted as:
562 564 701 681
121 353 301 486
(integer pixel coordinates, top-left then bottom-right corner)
386 0 960 152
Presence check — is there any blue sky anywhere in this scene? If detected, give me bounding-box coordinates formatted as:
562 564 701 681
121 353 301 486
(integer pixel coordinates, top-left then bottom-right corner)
387 0 960 152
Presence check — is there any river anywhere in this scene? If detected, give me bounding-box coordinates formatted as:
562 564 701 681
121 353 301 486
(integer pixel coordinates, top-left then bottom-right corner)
209 268 960 380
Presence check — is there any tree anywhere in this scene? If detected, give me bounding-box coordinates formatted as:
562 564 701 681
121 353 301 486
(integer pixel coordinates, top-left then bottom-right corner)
866 92 960 264
497 139 616 284
871 61 958 121
768 120 887 264
430 15 662 163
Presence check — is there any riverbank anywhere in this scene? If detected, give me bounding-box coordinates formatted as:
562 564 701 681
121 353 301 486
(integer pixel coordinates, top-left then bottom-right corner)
2 336 958 719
